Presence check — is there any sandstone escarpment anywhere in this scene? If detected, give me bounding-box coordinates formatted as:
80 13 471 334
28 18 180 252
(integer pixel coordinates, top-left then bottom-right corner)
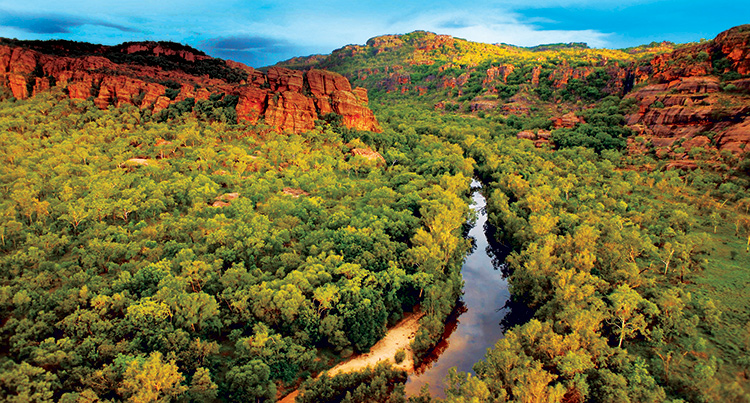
625 25 750 155
0 39 380 134
234 68 380 132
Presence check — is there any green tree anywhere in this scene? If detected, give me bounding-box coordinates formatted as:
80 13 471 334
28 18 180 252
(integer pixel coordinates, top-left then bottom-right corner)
225 360 276 402
118 352 187 402
609 285 659 348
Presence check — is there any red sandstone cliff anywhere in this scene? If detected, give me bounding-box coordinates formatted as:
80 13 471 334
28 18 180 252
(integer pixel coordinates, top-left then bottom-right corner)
0 40 380 133
625 25 750 155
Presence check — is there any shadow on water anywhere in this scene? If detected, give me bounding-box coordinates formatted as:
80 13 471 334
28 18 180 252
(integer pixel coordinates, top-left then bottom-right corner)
483 220 536 332
412 301 468 375
404 181 527 398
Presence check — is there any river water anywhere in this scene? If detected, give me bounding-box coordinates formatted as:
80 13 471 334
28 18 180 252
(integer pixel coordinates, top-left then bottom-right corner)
404 180 512 397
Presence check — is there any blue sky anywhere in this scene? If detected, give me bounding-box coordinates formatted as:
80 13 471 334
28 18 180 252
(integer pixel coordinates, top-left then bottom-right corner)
0 0 747 67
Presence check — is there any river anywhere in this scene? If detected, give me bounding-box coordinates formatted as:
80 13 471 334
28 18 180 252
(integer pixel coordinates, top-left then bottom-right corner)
404 180 512 397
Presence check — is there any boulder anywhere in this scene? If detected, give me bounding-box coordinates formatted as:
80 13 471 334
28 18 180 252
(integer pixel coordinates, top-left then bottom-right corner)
552 112 583 129
537 130 552 140
351 147 385 163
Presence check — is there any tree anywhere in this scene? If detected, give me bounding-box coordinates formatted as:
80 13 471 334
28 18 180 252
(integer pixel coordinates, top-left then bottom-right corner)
609 285 659 348
225 360 276 403
114 352 186 402
0 361 59 403
443 368 491 403
513 361 565 403
188 367 218 402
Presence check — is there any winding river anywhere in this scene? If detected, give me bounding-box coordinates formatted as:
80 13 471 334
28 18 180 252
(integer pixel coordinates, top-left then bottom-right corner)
404 180 512 397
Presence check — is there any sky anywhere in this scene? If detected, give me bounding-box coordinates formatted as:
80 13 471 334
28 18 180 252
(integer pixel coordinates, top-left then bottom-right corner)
0 0 748 67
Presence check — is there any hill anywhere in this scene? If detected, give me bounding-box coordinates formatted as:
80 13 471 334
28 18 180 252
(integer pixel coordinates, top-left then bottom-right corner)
0 39 380 133
277 26 750 158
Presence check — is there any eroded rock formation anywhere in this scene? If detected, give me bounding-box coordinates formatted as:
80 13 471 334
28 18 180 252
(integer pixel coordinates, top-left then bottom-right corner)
0 40 380 133
625 25 750 155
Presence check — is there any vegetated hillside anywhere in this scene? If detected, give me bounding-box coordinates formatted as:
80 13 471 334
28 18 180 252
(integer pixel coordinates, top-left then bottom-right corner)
0 39 380 133
278 26 750 159
279 30 643 112
0 89 473 401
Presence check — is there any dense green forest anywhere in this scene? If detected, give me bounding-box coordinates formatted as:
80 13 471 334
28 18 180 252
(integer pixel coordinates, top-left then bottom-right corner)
2 28 750 402
0 89 474 401
355 99 750 403
3 85 750 403
291 98 750 402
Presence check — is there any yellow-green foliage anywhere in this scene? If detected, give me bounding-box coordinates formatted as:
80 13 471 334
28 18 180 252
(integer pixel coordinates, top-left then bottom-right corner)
0 91 474 401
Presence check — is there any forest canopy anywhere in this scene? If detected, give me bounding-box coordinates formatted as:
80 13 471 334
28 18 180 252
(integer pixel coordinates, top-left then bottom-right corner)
0 90 473 402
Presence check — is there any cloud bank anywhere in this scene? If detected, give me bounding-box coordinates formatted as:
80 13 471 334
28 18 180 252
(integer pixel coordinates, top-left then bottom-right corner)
0 9 137 34
0 0 747 66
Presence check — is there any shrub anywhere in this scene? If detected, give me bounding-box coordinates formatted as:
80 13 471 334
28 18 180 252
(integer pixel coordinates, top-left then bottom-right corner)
394 349 406 364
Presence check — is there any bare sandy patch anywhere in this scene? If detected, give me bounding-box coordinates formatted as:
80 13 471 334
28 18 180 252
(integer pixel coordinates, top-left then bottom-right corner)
328 310 424 376
278 310 424 403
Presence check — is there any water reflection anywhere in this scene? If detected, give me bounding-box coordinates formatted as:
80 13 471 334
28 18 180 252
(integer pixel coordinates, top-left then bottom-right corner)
412 302 467 375
404 181 513 397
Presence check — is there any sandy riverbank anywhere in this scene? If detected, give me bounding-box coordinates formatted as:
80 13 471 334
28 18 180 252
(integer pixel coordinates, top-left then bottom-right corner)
279 310 425 402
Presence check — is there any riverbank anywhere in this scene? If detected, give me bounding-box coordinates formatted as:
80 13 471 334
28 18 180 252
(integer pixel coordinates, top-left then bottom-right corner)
404 181 511 397
279 310 426 402
328 310 425 376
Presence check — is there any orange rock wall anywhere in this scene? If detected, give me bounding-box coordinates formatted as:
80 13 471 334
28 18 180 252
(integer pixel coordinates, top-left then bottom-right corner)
625 25 750 155
0 42 380 134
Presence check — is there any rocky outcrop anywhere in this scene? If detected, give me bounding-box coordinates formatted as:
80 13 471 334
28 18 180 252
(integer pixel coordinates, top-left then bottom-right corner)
552 112 584 129
470 99 498 111
264 91 317 133
717 29 750 75
118 42 212 62
516 130 552 148
351 147 385 164
267 67 304 93
307 68 352 114
625 25 750 155
0 40 381 134
236 87 268 125
234 68 380 132
548 65 595 88
282 188 310 197
484 65 515 86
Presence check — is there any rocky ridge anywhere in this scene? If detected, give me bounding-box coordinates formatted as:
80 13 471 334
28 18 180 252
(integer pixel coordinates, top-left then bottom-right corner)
279 26 750 156
0 40 380 133
625 25 750 155
626 25 750 158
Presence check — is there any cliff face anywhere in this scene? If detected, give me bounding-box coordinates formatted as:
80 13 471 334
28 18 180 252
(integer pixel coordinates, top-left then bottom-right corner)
625 25 750 155
0 40 380 133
